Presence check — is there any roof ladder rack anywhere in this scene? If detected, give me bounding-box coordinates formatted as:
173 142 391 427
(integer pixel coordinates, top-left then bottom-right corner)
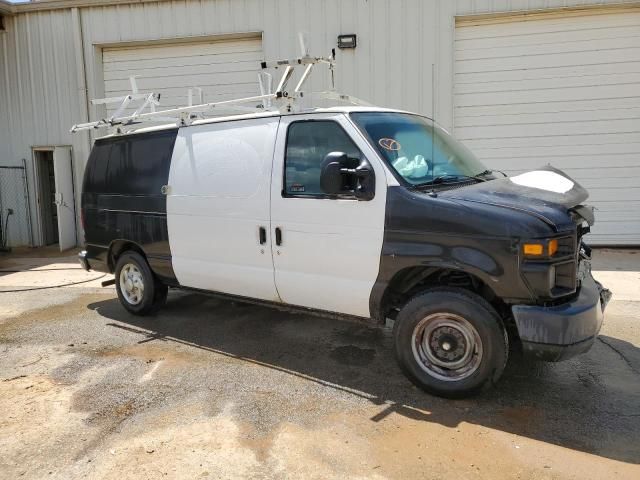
70 33 374 134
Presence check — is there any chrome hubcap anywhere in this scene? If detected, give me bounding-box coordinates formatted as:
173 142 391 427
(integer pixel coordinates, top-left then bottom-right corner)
411 313 483 381
119 263 144 305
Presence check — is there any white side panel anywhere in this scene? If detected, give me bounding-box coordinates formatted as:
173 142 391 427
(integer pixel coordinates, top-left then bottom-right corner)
52 146 76 251
167 117 280 301
270 113 387 318
454 10 640 245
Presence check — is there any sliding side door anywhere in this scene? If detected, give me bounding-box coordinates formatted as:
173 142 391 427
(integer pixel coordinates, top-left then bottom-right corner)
167 117 281 301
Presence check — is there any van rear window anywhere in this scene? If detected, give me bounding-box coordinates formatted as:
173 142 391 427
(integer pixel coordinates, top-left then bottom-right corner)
84 130 177 195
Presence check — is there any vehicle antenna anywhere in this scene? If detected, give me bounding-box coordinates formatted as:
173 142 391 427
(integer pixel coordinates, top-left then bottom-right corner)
431 63 436 183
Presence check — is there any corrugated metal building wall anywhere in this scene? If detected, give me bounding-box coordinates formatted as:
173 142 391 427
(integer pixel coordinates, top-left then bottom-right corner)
0 6 88 247
0 0 637 247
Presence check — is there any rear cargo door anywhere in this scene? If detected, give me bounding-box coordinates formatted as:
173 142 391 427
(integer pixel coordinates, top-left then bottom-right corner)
167 117 281 302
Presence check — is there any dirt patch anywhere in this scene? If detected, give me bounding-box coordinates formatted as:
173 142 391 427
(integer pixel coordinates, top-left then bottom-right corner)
95 342 202 367
66 403 265 480
263 418 388 479
499 405 543 432
236 422 278 463
0 293 110 330
0 375 98 478
368 414 528 479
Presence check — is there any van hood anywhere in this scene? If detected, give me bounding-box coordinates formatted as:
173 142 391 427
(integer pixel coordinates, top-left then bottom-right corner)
439 166 590 231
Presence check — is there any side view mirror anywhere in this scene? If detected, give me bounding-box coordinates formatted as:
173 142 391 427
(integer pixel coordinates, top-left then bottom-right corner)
320 152 375 200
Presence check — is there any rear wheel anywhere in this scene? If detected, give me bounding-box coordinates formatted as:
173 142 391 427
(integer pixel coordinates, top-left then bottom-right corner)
393 288 508 398
115 251 167 315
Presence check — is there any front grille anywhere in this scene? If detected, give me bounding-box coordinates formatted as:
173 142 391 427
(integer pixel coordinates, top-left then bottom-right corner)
554 260 577 291
554 231 579 293
521 228 581 300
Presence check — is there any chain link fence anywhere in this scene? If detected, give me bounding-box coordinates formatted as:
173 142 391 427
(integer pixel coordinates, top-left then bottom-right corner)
0 163 33 250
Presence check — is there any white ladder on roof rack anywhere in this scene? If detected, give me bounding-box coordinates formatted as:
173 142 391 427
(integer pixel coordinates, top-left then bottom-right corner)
70 33 374 134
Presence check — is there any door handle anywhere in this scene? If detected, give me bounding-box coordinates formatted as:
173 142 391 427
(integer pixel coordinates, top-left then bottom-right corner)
259 226 267 245
275 227 282 246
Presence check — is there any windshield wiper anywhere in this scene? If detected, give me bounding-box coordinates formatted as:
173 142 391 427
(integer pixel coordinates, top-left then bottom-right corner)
475 169 507 178
413 174 486 187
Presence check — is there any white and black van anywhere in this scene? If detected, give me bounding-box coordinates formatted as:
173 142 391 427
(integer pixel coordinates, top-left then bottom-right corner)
79 107 611 398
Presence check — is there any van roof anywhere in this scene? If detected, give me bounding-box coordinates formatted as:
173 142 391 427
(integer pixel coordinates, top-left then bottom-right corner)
96 106 422 139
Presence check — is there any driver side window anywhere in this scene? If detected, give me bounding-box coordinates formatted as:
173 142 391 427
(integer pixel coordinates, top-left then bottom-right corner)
284 120 362 197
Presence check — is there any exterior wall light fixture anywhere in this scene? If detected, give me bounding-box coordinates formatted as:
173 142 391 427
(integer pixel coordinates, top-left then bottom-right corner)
337 34 356 49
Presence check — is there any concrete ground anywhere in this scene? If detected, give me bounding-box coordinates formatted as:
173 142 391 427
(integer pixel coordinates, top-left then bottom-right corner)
0 248 638 479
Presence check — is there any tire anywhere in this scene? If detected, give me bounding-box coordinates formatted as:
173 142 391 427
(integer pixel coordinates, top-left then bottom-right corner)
393 287 508 399
114 251 168 316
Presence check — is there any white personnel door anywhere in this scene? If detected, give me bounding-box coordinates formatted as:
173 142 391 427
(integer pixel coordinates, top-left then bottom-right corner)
167 117 280 302
52 146 76 251
270 113 388 317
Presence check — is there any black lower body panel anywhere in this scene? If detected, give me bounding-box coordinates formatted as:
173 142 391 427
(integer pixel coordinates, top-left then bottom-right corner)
511 271 610 362
80 244 177 286
147 254 178 285
82 201 178 284
79 245 110 273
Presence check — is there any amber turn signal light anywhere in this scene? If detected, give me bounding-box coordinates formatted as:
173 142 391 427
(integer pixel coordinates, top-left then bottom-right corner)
523 243 544 256
523 239 558 257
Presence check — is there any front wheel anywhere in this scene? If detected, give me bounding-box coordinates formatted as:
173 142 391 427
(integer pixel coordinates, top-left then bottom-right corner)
115 251 167 316
393 288 508 398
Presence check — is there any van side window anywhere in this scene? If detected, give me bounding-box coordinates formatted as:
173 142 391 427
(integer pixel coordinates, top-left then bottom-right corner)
83 143 111 193
84 130 177 196
284 121 362 197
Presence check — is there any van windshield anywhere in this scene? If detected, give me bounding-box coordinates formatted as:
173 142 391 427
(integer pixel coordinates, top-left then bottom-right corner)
350 112 489 186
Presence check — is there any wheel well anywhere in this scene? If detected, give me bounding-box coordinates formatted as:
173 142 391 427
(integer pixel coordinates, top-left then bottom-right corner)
381 267 510 322
108 240 146 273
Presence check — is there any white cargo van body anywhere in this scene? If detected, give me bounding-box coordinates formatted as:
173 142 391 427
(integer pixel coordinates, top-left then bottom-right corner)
167 112 388 317
80 106 610 398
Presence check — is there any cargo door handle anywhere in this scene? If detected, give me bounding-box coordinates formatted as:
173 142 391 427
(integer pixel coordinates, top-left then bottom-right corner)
259 226 267 245
275 227 282 246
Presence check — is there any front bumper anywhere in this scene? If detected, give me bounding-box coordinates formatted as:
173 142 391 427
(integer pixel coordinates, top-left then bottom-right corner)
512 271 611 361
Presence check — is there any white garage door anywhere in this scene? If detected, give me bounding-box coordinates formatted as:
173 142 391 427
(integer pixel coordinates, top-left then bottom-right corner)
102 36 264 118
454 10 640 245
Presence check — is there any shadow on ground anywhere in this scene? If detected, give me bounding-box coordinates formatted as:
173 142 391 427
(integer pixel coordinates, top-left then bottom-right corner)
88 292 640 465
